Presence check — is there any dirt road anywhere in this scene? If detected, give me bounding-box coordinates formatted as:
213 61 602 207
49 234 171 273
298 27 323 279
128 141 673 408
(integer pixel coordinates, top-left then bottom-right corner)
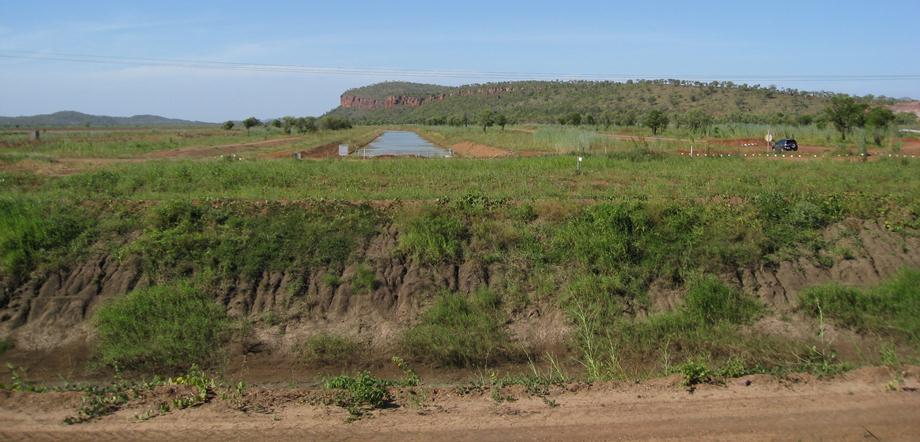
2 367 919 441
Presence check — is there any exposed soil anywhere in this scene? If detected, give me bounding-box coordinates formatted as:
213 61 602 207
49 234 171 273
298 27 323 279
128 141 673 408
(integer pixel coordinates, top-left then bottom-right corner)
1 366 918 441
275 142 343 159
449 141 513 158
142 136 304 159
888 100 920 118
1 218 918 382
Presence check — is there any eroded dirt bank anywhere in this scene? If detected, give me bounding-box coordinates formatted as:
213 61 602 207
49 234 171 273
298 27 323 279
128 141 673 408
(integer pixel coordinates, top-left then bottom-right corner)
1 367 919 441
1 217 919 379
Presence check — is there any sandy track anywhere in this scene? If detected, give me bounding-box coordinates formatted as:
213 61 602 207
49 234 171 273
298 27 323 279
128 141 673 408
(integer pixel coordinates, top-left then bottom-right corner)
2 367 919 441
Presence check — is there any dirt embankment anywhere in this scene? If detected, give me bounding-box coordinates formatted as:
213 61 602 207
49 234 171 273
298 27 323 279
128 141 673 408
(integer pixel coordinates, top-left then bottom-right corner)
449 141 513 158
1 366 919 441
1 218 918 378
142 136 304 159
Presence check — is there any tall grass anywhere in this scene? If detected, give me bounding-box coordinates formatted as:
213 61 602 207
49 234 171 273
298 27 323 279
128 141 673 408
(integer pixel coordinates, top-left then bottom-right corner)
0 198 91 282
120 200 380 281
398 208 468 264
94 280 230 371
402 290 516 367
799 269 920 347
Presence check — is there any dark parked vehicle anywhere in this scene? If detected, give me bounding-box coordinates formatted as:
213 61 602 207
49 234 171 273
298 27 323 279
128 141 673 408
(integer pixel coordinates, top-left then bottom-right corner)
772 139 798 152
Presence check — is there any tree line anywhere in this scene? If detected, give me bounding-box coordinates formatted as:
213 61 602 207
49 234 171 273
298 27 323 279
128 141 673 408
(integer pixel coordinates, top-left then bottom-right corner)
222 115 353 134
416 97 916 142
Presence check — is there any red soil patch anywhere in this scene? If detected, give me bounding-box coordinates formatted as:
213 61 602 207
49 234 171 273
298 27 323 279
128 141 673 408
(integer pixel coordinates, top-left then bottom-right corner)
274 143 343 160
450 141 513 158
900 138 920 155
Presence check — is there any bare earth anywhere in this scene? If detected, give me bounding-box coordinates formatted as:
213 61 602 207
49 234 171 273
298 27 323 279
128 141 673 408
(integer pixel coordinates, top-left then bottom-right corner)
450 141 513 158
2 367 919 441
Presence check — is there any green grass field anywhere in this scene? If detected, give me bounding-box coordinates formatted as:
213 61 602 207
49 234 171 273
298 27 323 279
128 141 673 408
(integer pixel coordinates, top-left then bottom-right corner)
2 153 918 203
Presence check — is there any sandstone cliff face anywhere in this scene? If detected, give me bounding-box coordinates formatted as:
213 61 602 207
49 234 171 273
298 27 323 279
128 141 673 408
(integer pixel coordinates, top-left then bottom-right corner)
340 86 518 110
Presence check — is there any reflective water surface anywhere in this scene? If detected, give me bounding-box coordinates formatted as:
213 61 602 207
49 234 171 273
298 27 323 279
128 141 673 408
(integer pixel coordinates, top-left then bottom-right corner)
355 131 451 158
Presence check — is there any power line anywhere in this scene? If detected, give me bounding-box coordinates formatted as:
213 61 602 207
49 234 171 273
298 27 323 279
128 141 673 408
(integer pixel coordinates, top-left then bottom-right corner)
1 49 919 82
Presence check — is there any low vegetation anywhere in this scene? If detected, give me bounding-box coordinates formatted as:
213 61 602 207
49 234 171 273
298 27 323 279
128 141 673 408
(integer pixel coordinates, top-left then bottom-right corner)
323 372 392 417
300 333 363 366
799 269 920 348
93 281 230 371
402 290 516 367
568 275 766 380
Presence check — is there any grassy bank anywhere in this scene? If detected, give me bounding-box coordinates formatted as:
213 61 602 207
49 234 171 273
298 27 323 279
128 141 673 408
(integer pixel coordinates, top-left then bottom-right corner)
2 191 919 377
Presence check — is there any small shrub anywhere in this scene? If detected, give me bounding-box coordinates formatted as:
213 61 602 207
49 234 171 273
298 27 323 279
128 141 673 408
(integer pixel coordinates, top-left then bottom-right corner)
300 334 361 366
323 372 391 417
351 264 378 293
391 356 420 387
93 281 230 371
510 203 538 223
323 272 341 288
680 358 712 388
715 356 748 378
0 338 12 356
402 290 514 366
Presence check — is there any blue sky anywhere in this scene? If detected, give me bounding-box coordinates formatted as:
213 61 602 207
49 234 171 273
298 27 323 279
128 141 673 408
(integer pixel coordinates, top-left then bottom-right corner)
1 0 917 122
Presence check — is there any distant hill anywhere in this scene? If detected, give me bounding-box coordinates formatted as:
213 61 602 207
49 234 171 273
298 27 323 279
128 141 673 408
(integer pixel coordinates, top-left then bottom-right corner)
327 80 906 125
0 111 212 128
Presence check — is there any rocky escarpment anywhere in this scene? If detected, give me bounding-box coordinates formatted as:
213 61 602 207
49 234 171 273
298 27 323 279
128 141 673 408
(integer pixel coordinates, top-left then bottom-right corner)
340 85 519 110
1 220 918 356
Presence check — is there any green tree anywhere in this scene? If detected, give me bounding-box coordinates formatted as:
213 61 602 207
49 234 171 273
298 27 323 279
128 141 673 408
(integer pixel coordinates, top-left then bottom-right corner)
894 112 918 126
294 116 316 134
601 113 613 130
865 107 896 146
281 116 297 135
495 113 508 131
824 95 867 140
319 115 352 130
567 112 582 126
270 119 282 129
643 110 669 135
796 114 814 126
681 110 713 134
222 120 235 131
616 110 638 126
479 110 495 132
242 117 262 134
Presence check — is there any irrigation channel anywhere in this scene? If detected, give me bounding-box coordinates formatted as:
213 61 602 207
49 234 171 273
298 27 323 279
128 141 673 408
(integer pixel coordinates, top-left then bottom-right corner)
355 131 452 158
